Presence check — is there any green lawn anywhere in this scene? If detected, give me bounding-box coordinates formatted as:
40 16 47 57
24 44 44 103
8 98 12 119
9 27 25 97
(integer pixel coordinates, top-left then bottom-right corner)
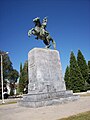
0 101 17 106
58 111 90 120
80 93 90 97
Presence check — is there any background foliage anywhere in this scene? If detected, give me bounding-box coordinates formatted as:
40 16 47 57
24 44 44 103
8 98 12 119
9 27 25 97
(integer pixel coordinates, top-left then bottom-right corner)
64 50 90 92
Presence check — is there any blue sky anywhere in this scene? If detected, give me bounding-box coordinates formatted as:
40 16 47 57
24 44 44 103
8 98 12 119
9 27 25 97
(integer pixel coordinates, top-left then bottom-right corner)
0 0 90 75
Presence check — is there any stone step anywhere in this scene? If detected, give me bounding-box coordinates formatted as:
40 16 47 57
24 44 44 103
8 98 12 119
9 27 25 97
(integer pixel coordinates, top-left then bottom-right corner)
18 95 79 108
22 90 73 102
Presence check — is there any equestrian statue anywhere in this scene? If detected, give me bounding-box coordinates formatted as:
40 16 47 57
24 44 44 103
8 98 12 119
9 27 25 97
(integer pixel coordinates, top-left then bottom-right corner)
28 17 56 49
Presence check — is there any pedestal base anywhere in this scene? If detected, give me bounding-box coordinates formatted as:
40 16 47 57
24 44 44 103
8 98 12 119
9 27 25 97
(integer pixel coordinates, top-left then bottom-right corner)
18 90 79 107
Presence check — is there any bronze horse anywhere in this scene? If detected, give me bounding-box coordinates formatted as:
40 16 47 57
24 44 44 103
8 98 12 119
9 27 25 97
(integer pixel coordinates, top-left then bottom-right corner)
28 17 56 49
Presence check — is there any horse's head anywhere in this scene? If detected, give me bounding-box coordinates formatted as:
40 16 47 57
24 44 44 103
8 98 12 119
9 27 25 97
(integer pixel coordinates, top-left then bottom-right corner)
33 17 40 22
33 17 41 27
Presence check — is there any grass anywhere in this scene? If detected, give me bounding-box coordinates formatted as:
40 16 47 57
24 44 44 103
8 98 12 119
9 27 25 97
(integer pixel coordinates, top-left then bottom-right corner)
58 111 90 120
0 101 17 106
80 93 90 97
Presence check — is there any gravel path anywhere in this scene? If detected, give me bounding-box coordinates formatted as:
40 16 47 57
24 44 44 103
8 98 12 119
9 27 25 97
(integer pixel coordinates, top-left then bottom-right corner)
0 96 90 120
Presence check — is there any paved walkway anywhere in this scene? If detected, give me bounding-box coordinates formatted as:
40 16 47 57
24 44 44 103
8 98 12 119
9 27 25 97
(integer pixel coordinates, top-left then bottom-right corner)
0 96 90 120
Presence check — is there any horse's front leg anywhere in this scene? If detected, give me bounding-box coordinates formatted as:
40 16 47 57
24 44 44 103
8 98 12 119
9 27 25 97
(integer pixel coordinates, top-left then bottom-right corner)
28 28 34 37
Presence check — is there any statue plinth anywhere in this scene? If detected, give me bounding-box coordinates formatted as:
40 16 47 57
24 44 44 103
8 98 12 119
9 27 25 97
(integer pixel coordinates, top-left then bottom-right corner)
28 48 66 93
18 48 79 107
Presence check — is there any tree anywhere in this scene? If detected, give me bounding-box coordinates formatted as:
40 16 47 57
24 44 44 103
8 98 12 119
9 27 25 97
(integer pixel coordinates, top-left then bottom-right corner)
19 63 23 93
87 61 90 84
0 50 19 97
20 62 22 73
9 69 19 95
88 61 90 70
22 61 28 93
19 61 28 94
77 50 89 85
0 51 13 82
8 69 19 83
70 51 84 92
64 65 71 90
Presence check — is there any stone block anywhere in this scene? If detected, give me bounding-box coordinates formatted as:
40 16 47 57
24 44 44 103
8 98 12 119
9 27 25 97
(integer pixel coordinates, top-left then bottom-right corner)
28 48 66 94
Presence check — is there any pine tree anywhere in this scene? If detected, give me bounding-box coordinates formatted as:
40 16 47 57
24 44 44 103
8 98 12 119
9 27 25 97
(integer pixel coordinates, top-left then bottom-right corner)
77 50 89 85
88 61 90 70
19 63 23 93
70 51 84 92
87 61 90 84
64 65 71 90
22 61 28 93
20 63 22 74
19 61 28 94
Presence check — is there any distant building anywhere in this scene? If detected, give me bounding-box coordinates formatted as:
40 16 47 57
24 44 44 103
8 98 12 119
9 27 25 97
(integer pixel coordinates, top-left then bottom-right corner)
5 79 11 94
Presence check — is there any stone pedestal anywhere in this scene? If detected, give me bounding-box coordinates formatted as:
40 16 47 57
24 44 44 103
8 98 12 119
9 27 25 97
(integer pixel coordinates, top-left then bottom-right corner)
19 48 79 107
28 48 66 93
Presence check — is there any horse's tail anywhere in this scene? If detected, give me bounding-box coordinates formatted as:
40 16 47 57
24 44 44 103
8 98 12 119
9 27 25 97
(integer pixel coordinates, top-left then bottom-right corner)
51 38 56 50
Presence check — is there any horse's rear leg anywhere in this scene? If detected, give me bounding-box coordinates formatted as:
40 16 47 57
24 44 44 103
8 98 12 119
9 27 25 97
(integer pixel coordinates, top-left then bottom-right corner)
51 39 56 50
45 44 51 49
